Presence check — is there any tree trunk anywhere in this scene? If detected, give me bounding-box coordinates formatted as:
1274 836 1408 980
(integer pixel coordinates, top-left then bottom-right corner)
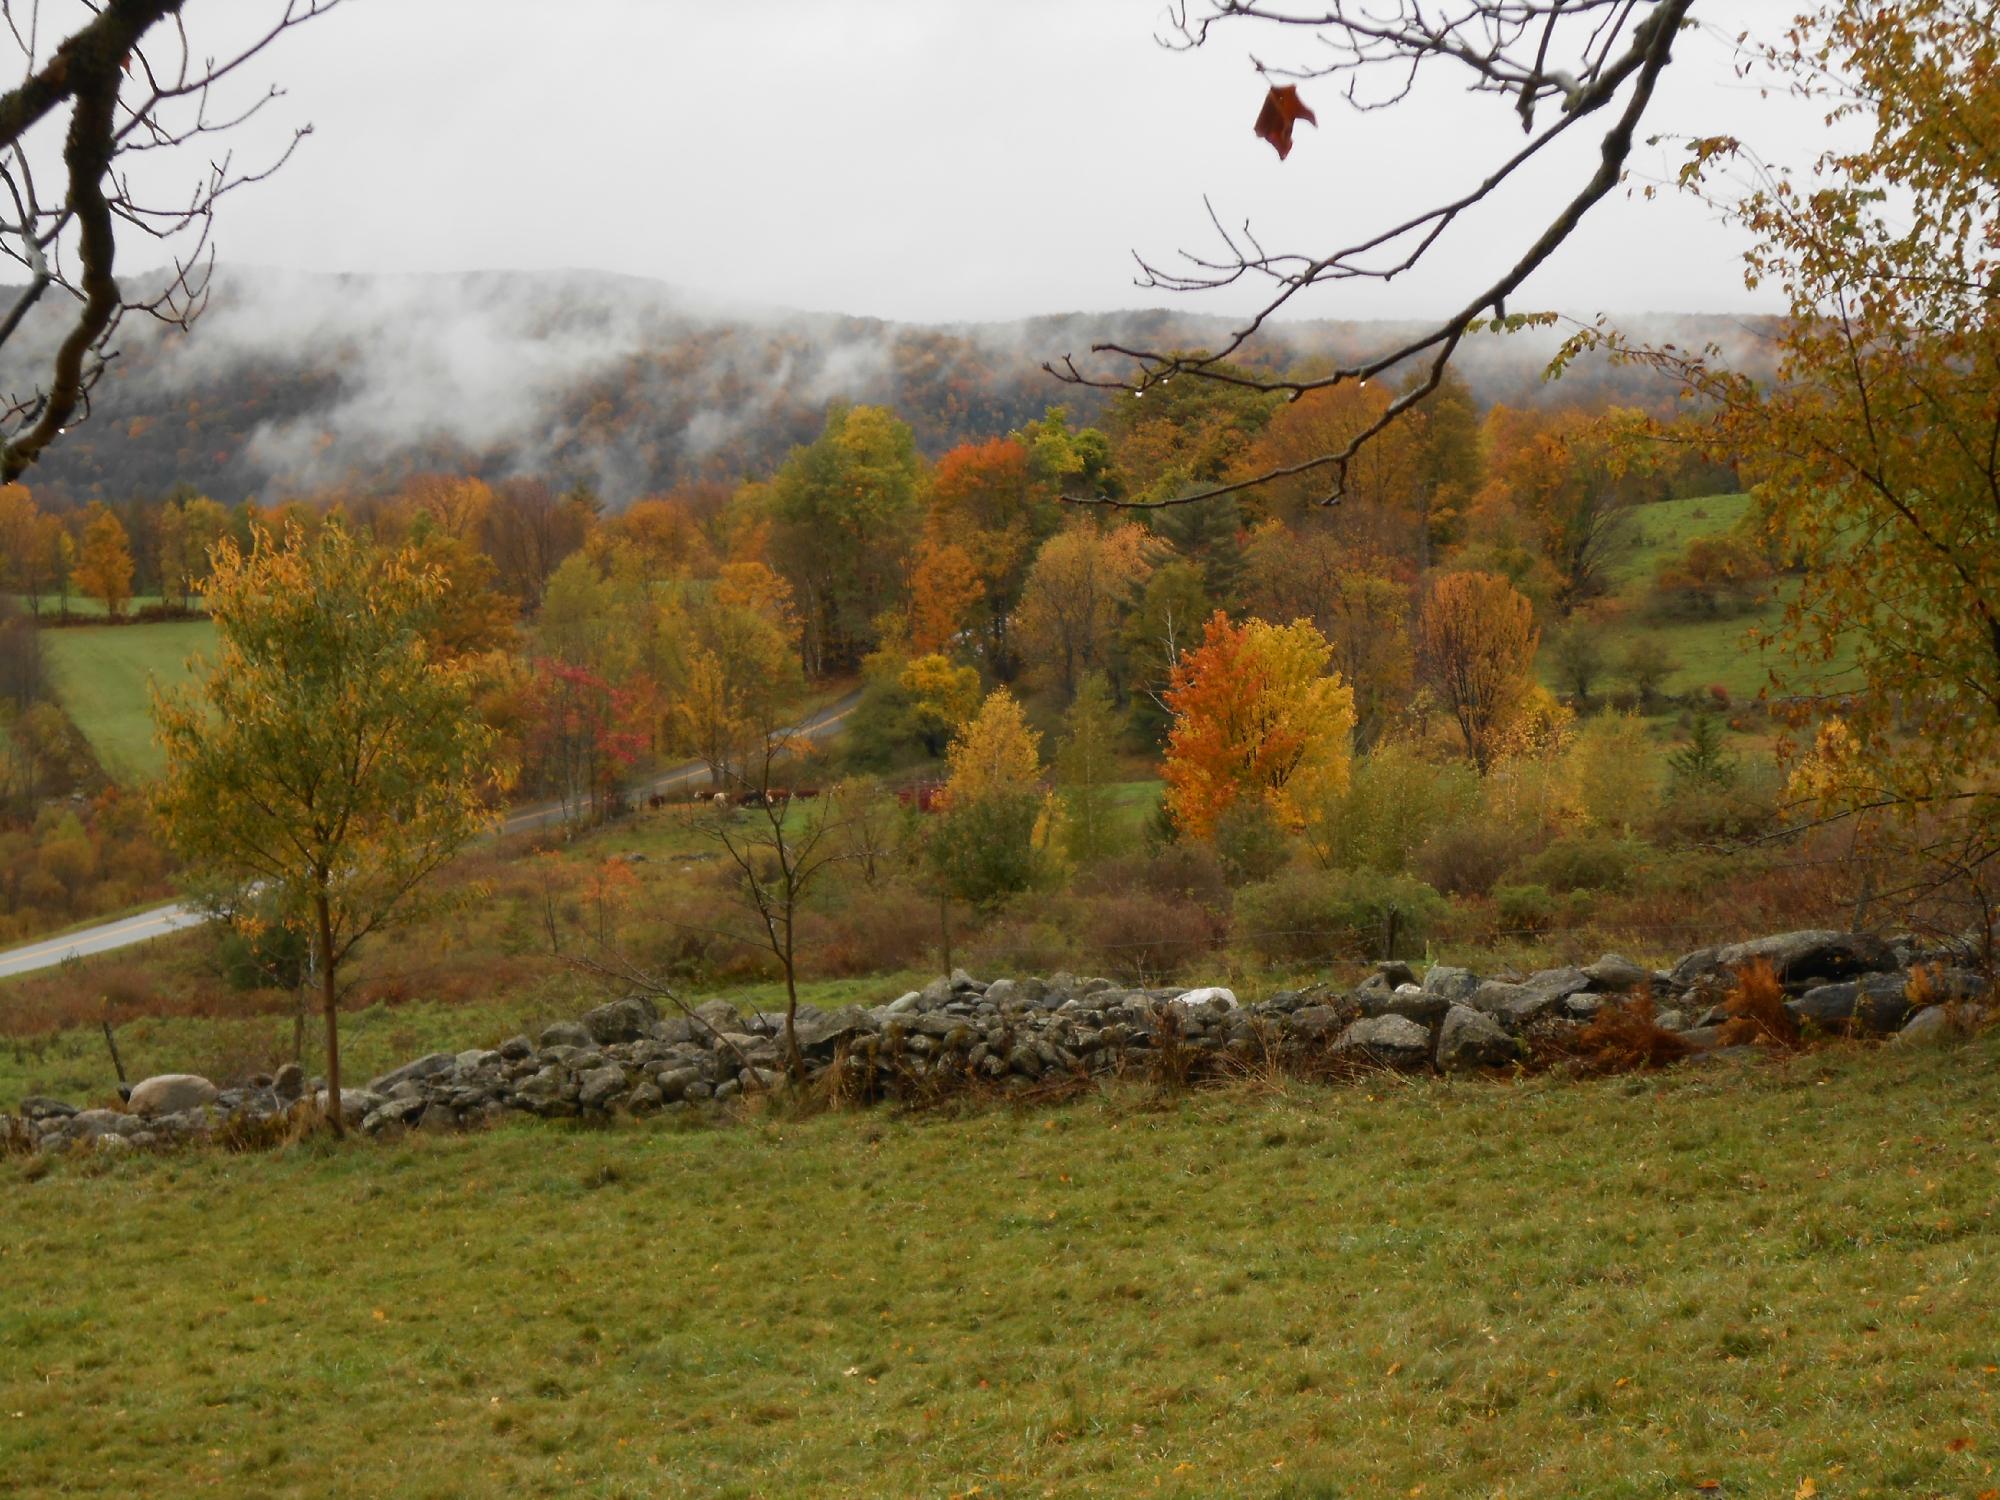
315 890 343 1137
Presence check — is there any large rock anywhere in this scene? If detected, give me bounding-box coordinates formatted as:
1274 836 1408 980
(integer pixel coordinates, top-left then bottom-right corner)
1712 930 1897 984
1435 1005 1521 1072
691 999 745 1034
1520 966 1592 1003
577 1066 629 1110
1893 1005 1977 1046
1335 1014 1433 1069
1470 980 1563 1029
582 995 659 1045
1172 986 1238 1013
125 1073 218 1118
1287 1005 1348 1044
1790 973 1915 1034
369 1052 457 1095
1421 966 1482 1005
786 1004 875 1055
312 1087 382 1125
537 1020 592 1050
1582 954 1651 992
1357 985 1450 1025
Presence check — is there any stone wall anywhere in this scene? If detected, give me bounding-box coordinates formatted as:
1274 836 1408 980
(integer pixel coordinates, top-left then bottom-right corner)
5 928 1991 1154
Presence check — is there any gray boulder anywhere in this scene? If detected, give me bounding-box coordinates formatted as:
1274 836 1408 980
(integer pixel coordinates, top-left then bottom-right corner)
1357 985 1450 1025
1582 953 1650 992
786 1005 875 1055
1421 966 1482 1005
1790 973 1915 1034
919 975 955 1008
1287 1005 1348 1044
1435 1005 1520 1072
125 1073 218 1118
577 1066 629 1110
537 1020 592 1049
1335 1014 1433 1069
1712 929 1897 984
1471 980 1563 1029
1521 966 1592 1002
582 995 659 1045
312 1087 382 1125
272 1063 305 1102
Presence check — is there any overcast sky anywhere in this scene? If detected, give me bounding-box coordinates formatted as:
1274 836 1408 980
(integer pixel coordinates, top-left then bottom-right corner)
122 1 1825 326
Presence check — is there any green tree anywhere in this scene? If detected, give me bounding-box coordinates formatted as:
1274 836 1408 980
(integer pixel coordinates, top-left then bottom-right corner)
1619 637 1678 705
151 526 505 1134
1550 621 1608 701
764 404 922 674
1055 671 1126 865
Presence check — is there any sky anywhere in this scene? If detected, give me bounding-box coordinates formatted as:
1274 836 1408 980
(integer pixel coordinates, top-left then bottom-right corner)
56 1 1830 326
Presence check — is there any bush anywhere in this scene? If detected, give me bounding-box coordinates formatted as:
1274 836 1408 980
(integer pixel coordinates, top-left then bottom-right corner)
1234 868 1449 965
1492 882 1559 934
1085 844 1231 914
809 882 939 976
1411 818 1522 897
1082 891 1228 984
1312 743 1479 874
929 790 1048 906
1211 799 1292 886
1519 834 1642 894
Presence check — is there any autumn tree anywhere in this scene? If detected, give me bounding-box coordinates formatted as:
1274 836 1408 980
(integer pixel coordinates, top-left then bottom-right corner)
673 562 804 785
151 525 504 1133
527 659 647 828
0 486 63 612
1417 571 1539 772
1014 522 1154 702
1162 611 1356 840
762 404 921 674
72 504 135 618
924 433 1054 674
1120 559 1213 745
901 653 981 757
1243 523 1413 750
931 688 1049 903
906 536 984 655
154 494 230 612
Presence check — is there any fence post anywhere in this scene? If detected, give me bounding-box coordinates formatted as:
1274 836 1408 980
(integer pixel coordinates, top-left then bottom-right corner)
1384 906 1401 964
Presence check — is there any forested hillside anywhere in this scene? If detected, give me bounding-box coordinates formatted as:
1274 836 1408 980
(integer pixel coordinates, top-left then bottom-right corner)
0 267 1776 508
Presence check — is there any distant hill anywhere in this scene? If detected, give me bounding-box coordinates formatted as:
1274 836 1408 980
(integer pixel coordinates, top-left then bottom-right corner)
0 266 1780 508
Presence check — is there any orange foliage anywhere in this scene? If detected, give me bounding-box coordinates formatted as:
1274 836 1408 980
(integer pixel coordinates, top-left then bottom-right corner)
1718 958 1801 1047
907 537 984 653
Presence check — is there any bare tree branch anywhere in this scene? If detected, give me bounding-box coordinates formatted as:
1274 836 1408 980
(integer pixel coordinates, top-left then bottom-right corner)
1047 0 1697 510
0 0 340 480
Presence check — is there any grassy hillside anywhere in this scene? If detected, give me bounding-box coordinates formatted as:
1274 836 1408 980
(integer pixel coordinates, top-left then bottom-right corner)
42 619 214 780
6 1036 1997 1497
1538 493 1858 703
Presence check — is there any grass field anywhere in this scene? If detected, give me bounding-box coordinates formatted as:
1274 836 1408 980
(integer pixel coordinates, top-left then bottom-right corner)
5 1035 1997 1498
1537 493 1859 703
42 619 215 780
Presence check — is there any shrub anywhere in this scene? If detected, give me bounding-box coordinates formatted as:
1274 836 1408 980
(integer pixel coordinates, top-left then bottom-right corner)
1412 818 1522 897
1085 843 1231 915
929 789 1048 906
810 882 939 977
1211 798 1292 886
1312 742 1480 874
1718 958 1800 1047
1234 868 1449 965
1519 834 1641 895
1082 891 1228 984
1492 882 1559 934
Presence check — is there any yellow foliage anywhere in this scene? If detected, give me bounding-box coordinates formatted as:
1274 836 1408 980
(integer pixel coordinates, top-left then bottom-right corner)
943 688 1042 805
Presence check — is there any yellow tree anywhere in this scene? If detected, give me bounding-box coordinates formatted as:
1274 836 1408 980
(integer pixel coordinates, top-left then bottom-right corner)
1013 522 1154 701
72 503 134 618
1416 571 1540 773
901 652 981 756
1162 611 1356 840
944 688 1042 805
151 525 505 1133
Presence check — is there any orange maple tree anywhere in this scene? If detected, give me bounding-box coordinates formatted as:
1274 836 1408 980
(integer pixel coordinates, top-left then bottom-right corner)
1162 610 1355 840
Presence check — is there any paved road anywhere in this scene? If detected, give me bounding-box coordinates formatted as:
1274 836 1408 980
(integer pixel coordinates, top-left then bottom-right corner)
0 692 861 981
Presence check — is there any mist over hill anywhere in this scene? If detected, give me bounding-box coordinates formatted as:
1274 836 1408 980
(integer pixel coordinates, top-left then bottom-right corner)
1 266 1779 508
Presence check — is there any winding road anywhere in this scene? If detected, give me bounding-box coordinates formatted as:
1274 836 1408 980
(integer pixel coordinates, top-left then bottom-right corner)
0 692 860 981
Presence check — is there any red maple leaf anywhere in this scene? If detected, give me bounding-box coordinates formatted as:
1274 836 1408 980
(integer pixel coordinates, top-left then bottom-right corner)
1253 84 1316 160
